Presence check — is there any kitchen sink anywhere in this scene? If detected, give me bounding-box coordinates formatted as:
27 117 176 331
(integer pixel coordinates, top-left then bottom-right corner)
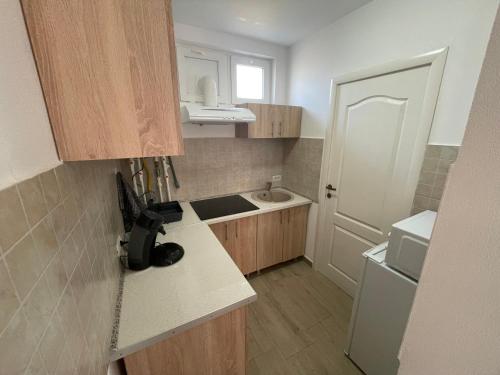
251 190 292 203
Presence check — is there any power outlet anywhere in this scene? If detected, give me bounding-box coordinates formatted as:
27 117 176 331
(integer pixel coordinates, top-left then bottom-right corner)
272 175 282 182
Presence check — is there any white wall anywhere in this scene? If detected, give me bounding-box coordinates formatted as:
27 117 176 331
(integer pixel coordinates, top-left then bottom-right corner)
174 22 290 138
399 8 500 374
0 1 60 190
288 0 498 145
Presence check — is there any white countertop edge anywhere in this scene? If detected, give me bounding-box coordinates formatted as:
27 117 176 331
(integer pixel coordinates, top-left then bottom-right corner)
110 292 257 361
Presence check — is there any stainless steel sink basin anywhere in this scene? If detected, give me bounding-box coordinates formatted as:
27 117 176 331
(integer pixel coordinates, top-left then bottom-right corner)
251 190 292 203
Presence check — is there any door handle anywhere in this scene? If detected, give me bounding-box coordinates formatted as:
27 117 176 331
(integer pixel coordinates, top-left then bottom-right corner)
225 223 228 241
326 184 336 199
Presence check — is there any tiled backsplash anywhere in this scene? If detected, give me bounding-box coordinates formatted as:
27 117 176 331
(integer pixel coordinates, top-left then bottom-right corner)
169 138 285 201
283 138 324 202
412 145 460 214
0 161 122 375
129 138 453 215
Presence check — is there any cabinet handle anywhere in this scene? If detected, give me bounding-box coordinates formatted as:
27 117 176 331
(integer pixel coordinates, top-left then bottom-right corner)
235 221 238 238
225 223 228 241
272 121 275 137
279 121 282 137
288 210 290 224
280 211 282 224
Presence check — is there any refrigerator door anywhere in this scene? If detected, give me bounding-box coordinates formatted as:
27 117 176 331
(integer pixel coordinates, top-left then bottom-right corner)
347 257 417 375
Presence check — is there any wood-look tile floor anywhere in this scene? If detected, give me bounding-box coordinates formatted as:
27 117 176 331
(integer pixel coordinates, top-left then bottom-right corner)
246 260 363 375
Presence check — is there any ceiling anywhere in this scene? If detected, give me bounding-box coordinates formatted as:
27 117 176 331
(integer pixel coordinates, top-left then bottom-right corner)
172 0 371 46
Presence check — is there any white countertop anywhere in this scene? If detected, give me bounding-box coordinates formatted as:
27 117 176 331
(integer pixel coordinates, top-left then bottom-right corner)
112 223 257 360
170 188 312 228
111 188 311 360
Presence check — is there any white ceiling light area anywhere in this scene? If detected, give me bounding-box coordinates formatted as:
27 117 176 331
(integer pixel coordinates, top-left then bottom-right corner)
172 0 372 46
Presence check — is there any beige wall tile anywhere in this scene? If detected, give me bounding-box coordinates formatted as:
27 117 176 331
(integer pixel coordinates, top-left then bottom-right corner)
22 275 55 341
54 344 77 375
282 138 324 201
0 161 121 375
18 176 48 227
5 235 43 300
60 236 80 279
49 203 71 245
55 164 75 200
0 259 20 333
44 250 69 305
25 349 48 375
39 314 66 374
39 169 61 211
31 217 59 270
412 145 459 213
0 186 29 251
0 311 38 375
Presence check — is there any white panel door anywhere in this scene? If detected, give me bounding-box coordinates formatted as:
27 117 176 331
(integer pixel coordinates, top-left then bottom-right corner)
319 65 434 295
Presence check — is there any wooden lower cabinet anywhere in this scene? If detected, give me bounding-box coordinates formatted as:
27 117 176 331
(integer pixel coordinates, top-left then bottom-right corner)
124 307 246 375
283 205 309 261
210 205 310 273
257 206 310 268
209 216 257 275
256 210 285 269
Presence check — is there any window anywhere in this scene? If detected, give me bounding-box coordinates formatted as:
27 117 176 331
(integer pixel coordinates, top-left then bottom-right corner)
176 44 230 104
231 55 272 104
236 64 264 100
176 42 273 105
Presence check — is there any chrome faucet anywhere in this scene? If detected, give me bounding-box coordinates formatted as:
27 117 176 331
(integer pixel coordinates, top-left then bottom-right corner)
265 181 272 191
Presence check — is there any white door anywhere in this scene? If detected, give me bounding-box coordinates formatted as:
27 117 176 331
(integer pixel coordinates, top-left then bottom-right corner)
316 51 447 296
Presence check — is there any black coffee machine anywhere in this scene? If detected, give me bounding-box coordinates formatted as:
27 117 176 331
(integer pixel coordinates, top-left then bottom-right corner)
126 209 184 271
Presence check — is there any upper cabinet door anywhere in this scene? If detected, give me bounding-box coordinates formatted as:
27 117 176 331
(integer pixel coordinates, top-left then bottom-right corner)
236 104 302 139
21 0 184 161
282 106 302 138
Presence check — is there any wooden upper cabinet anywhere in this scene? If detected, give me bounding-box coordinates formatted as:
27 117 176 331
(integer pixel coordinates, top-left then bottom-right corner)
283 105 302 137
236 104 302 138
21 0 184 161
283 205 309 262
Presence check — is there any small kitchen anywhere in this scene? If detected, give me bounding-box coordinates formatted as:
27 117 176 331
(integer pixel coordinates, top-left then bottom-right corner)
0 0 498 375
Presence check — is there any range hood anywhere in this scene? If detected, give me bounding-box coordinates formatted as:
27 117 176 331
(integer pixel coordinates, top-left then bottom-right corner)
181 103 256 124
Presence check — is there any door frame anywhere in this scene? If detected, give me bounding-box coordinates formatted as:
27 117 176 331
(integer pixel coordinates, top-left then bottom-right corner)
313 48 448 294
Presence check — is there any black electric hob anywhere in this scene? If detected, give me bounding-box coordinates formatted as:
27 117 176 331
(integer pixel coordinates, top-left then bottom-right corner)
190 195 259 220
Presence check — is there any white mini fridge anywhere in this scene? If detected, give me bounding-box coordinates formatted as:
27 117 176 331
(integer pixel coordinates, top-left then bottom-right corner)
345 243 417 375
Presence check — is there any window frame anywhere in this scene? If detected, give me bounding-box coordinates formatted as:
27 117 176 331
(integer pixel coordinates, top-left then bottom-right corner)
176 43 231 104
230 55 272 104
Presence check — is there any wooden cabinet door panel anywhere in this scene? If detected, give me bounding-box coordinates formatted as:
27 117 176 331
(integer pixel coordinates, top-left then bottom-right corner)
21 0 183 160
249 104 274 138
257 211 284 269
210 218 257 275
283 106 302 137
236 103 302 139
272 105 286 138
283 205 309 261
234 216 257 274
125 307 246 375
209 221 232 250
